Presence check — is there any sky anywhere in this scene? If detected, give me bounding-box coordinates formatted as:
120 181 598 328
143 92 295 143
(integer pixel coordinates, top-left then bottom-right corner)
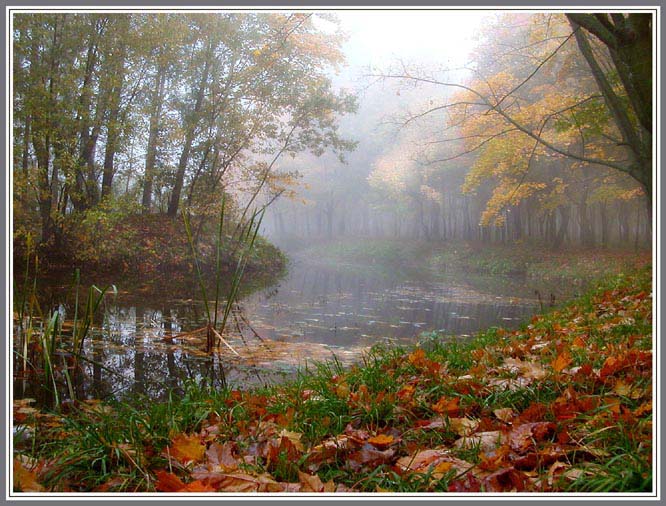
332 10 489 71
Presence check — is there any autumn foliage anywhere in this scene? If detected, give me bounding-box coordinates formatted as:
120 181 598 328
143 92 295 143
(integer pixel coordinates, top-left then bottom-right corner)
13 269 652 493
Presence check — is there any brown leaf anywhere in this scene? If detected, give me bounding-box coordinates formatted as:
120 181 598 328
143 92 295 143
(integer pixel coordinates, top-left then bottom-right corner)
408 348 427 367
482 467 526 492
13 458 44 492
551 351 572 373
509 422 556 454
205 441 239 472
395 449 473 476
432 396 460 416
572 336 586 348
306 435 352 471
448 474 482 492
454 431 507 454
179 480 217 492
493 408 516 424
279 429 305 452
154 470 186 492
347 445 395 472
205 472 280 493
449 417 480 436
265 436 302 469
511 446 568 470
298 471 325 492
634 400 652 417
502 357 548 380
367 434 395 448
92 476 126 492
167 433 206 465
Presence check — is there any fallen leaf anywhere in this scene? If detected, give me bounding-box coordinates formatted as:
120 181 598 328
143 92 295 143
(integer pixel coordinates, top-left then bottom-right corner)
204 472 279 493
634 401 652 417
396 384 416 401
454 431 507 453
395 449 473 475
493 408 516 423
432 396 460 416
448 474 482 492
179 480 216 492
449 417 480 436
482 467 526 492
279 429 305 452
502 357 548 380
572 336 586 348
347 445 395 472
154 470 185 492
205 441 239 472
509 422 556 454
167 433 206 465
13 458 44 492
551 351 572 373
298 471 325 492
367 434 394 447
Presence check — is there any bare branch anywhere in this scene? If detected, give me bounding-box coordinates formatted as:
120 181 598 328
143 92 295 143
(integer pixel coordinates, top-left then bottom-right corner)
419 129 517 165
493 28 578 110
401 101 486 127
418 128 518 146
377 71 627 173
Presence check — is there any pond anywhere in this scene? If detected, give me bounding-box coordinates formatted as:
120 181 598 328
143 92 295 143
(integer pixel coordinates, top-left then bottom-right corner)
13 253 576 406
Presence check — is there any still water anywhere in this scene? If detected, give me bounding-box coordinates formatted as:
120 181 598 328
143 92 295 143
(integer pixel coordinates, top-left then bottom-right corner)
13 255 567 404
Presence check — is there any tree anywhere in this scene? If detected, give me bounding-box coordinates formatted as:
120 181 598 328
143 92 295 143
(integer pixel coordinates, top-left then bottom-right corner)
376 12 653 207
566 13 652 204
12 12 357 247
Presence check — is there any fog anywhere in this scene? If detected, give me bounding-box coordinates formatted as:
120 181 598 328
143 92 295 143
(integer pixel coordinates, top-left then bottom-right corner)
261 11 651 252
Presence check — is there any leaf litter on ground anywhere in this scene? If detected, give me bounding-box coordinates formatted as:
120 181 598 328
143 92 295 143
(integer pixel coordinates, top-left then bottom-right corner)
12 269 653 493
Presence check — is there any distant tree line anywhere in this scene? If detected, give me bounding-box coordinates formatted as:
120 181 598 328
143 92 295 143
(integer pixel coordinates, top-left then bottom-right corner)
265 12 652 250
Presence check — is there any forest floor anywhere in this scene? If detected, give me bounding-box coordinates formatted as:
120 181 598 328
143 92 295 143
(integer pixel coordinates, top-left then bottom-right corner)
13 267 653 494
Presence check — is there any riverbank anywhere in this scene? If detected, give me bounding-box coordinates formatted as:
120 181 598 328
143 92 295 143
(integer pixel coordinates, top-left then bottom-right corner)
13 267 653 493
14 213 287 281
296 238 651 286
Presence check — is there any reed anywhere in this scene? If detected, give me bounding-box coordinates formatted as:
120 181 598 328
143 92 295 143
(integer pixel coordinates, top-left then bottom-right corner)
13 266 115 409
182 197 265 355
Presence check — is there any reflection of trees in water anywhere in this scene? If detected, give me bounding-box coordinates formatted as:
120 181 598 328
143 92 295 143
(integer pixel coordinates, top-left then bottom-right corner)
243 264 539 346
15 262 560 404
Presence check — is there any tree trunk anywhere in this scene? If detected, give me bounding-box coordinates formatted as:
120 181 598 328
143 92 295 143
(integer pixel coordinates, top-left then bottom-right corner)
142 61 167 212
567 15 652 204
167 45 212 217
101 23 129 200
552 206 570 249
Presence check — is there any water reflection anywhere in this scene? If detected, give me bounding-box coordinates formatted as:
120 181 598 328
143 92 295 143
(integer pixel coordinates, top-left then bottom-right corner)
14 257 565 404
238 259 540 347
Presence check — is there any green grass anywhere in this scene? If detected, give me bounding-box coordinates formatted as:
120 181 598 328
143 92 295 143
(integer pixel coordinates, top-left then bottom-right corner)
13 267 653 493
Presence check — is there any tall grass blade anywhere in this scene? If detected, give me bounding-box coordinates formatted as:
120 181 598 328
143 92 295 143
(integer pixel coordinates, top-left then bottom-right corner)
213 196 226 330
182 208 211 323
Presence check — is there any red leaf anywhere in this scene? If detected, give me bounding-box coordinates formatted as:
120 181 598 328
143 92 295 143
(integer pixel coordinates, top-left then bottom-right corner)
154 470 185 492
432 396 460 416
179 480 216 492
482 467 526 492
509 422 556 454
448 474 482 492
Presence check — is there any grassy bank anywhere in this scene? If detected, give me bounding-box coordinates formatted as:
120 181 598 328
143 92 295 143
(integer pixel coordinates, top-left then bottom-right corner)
14 212 287 281
297 238 650 286
13 268 653 493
